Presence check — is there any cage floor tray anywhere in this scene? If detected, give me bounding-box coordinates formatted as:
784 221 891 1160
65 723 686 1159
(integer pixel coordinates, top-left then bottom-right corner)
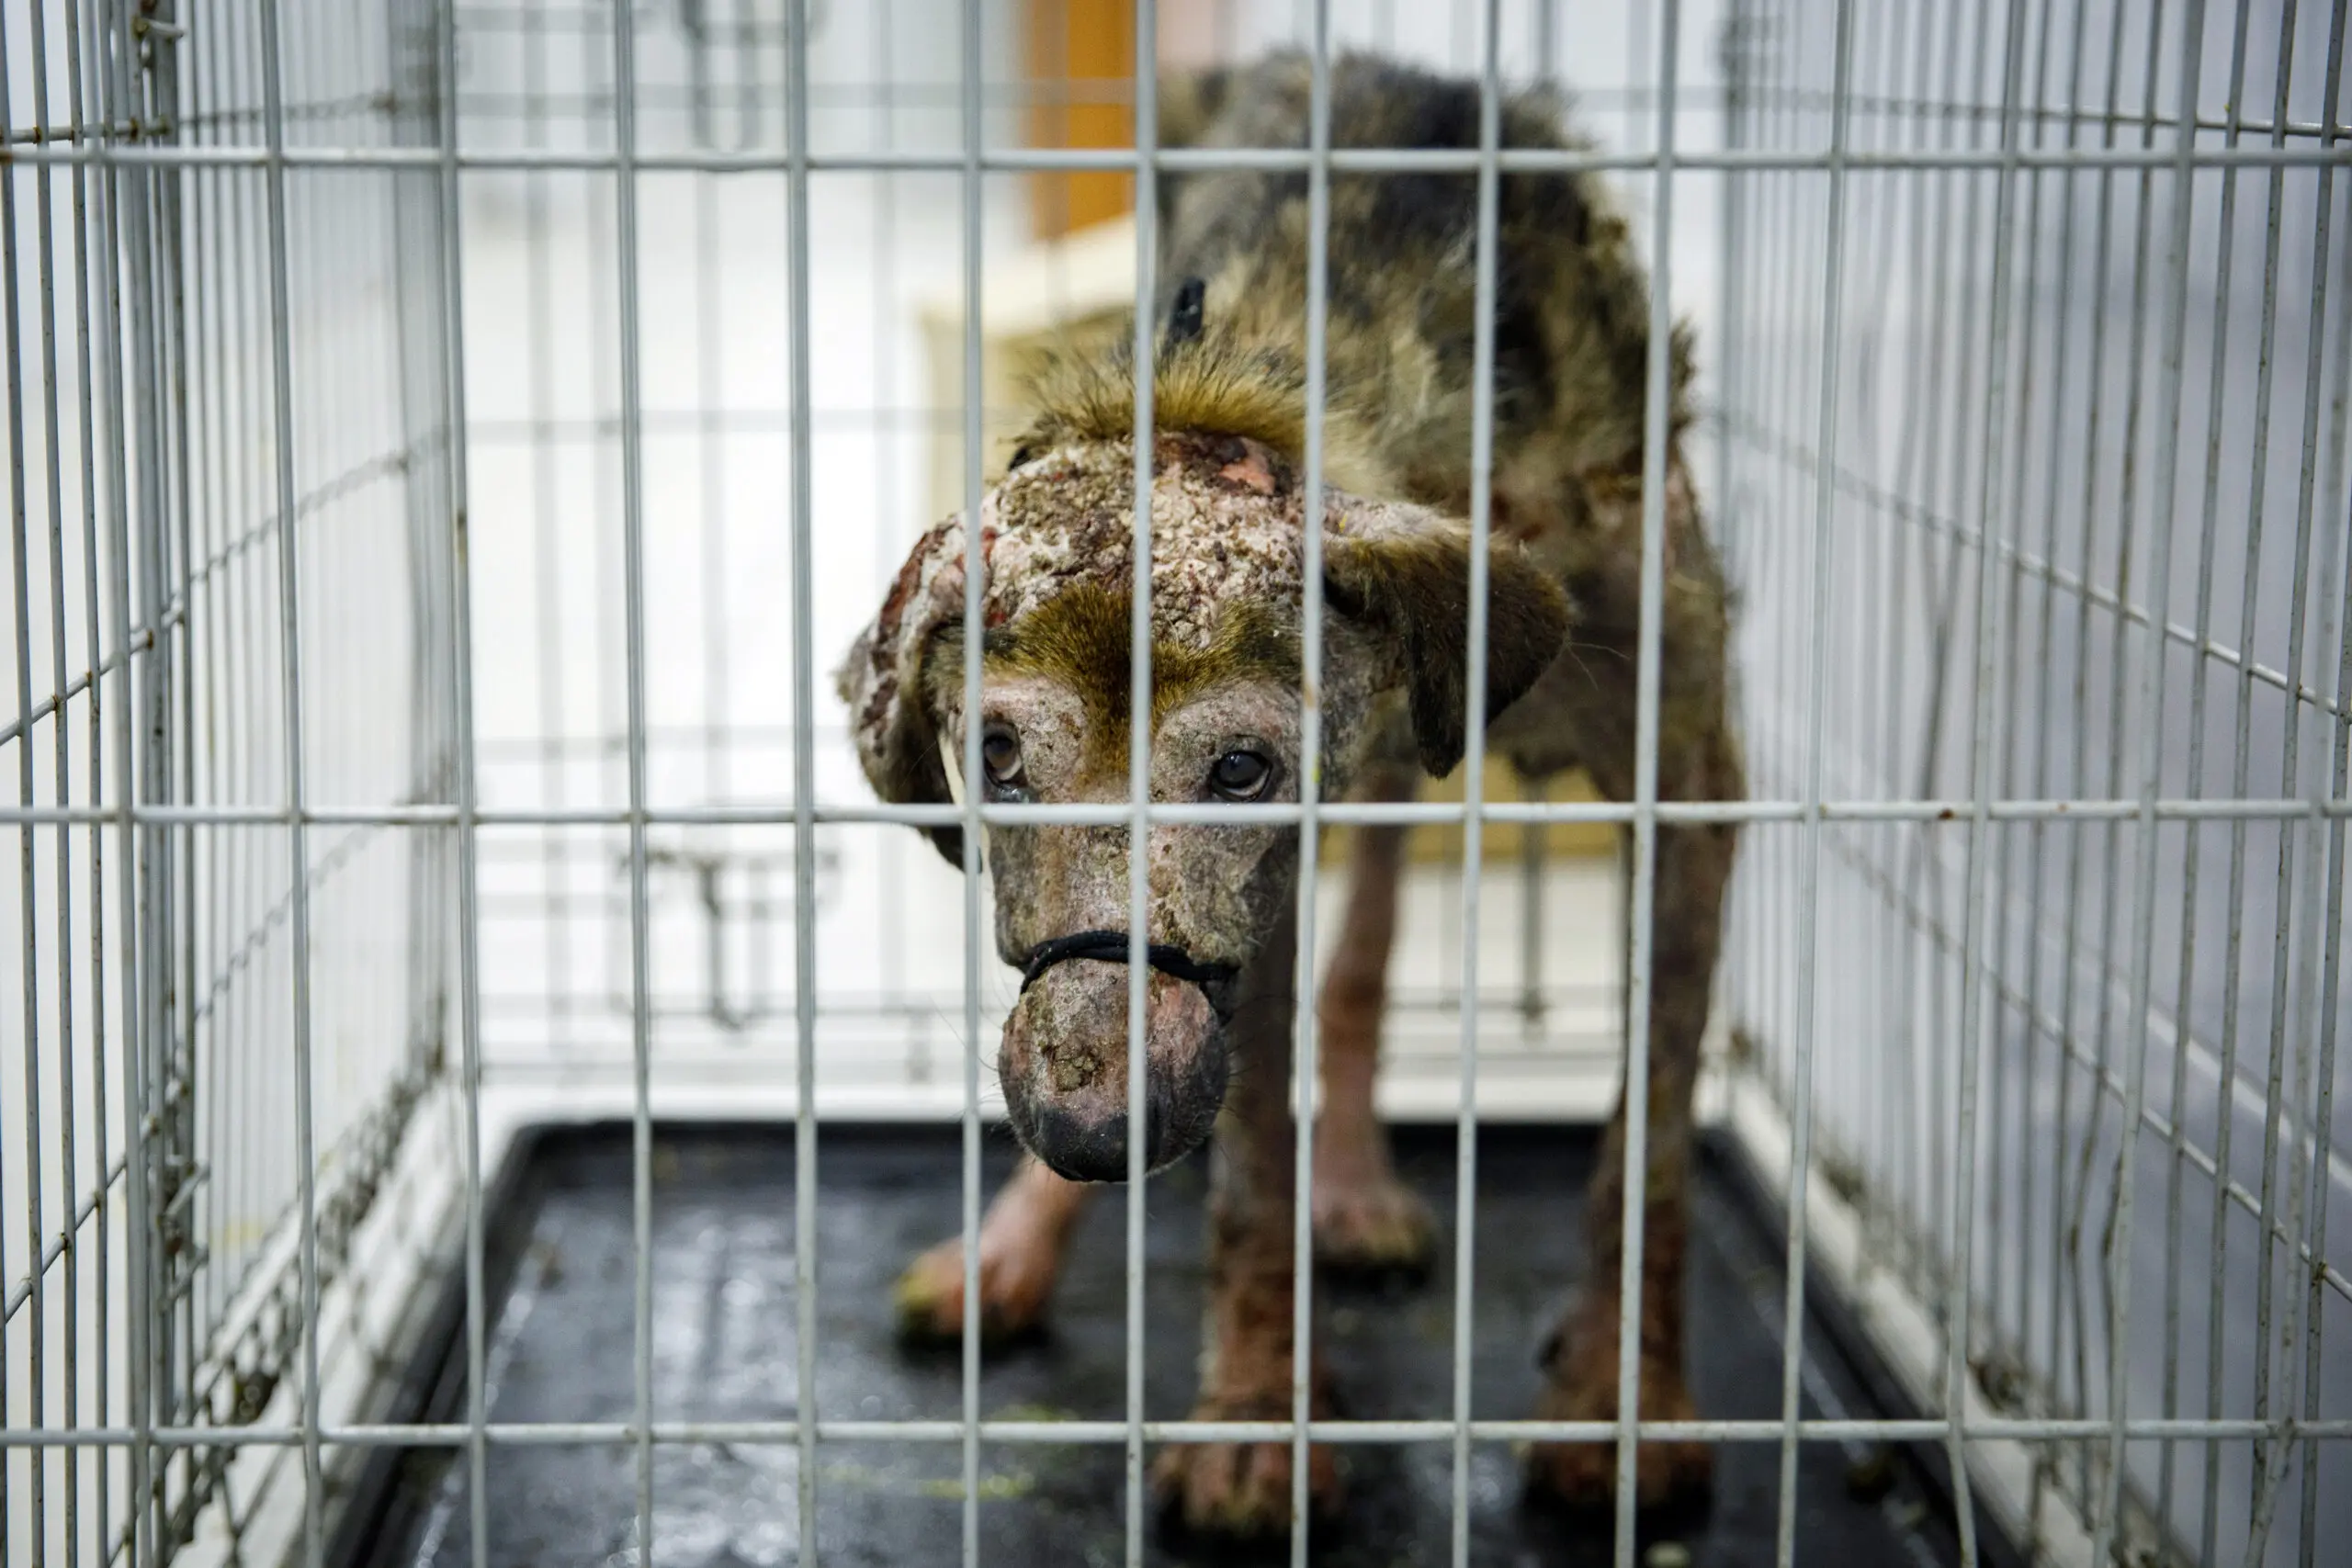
345 1124 1999 1567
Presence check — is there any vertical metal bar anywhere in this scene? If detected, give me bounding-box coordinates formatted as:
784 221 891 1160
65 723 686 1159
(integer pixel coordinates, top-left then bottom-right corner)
2244 7 2349 1556
1614 2 1679 1561
188 0 224 1393
1772 4 1854 1563
1292 5 1331 1564
22 0 86 1552
1448 6 1499 1564
1871 0 1917 1292
2009 0 2091 1533
580 0 620 1031
90 0 160 1548
1517 784 1544 1039
1939 2 2031 1562
2054 3 2143 1483
2160 0 2260 1533
426 0 492 1562
604 0 659 1551
1625 0 1651 155
252 0 325 1558
1873 0 1938 1280
159 0 195 1450
160 0 198 1441
523 0 571 1055
954 0 984 1557
868 0 913 1087
1875 0 1939 1285
2199 13 2310 1545
230 2 269 1449
61 0 115 1545
787 3 823 1562
1826 0 1867 1281
1126 8 1159 1563
1768 0 1806 1139
2295 319 2352 1568
2070 7 2177 1511
1977 0 2043 1377
1911 0 1999 1314
1713 0 1745 1081
695 28 729 820
0 0 51 1547
2091 2 2208 1558
1984 0 2053 1395
2293 96 2352 1562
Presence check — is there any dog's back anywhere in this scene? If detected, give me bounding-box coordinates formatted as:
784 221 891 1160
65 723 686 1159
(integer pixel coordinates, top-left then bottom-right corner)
1029 52 1695 592
1017 51 1732 786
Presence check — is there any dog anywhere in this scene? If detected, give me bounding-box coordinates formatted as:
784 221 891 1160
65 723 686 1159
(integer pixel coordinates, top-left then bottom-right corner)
838 51 1740 1539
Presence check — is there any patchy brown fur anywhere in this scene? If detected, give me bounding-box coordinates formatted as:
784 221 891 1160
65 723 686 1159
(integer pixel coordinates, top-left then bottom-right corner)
926 584 1301 776
840 49 1741 1539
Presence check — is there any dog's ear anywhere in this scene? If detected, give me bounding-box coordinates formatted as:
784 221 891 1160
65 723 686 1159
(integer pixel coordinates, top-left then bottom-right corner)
1322 519 1570 776
836 519 970 865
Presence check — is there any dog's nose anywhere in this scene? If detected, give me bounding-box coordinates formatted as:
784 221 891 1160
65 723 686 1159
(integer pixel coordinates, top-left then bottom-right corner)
999 960 1228 1182
1022 1095 1171 1184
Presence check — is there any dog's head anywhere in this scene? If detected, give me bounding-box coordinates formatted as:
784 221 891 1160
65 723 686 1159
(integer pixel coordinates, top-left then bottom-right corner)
839 426 1566 1182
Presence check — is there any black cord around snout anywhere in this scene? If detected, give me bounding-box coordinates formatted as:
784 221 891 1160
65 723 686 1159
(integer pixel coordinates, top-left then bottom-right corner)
1018 930 1238 996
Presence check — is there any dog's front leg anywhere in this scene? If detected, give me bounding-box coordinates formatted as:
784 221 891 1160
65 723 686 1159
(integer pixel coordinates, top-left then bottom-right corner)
1312 760 1439 1278
894 1153 1091 1345
1153 906 1341 1540
1529 791 1737 1512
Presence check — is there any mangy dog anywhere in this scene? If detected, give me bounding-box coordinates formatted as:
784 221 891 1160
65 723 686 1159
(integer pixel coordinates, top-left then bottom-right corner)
838 51 1740 1539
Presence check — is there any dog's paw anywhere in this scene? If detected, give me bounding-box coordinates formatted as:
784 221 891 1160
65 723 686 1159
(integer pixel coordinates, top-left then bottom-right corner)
1522 1302 1712 1513
1311 1168 1438 1281
892 1231 1056 1348
1152 1417 1341 1544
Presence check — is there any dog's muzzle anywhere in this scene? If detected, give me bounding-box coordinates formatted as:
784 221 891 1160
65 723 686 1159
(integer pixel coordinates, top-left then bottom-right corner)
1002 930 1237 1182
1019 929 1238 998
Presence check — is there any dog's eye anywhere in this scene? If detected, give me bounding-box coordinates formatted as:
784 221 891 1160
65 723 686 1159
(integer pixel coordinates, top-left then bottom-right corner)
1207 750 1274 802
981 727 1023 788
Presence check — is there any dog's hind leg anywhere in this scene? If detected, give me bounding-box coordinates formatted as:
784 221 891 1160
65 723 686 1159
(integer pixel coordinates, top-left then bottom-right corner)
893 1152 1091 1347
1525 716 1739 1511
1311 758 1439 1278
1512 468 1741 1510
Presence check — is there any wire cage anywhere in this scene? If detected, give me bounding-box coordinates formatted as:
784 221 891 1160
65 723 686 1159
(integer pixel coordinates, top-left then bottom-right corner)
1 1 2346 1565
1719 3 2350 1561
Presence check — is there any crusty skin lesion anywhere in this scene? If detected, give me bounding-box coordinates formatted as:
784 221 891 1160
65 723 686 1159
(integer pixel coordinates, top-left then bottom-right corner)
838 50 1741 1538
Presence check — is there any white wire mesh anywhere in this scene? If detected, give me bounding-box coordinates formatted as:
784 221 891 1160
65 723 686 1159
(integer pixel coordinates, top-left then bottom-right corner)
3 0 457 1561
1718 1 2350 1561
0 2 2344 1566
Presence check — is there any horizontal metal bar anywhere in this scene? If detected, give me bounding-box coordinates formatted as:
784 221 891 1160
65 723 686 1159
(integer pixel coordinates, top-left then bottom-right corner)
0 142 2346 174
6 1416 2347 1449
6 797 2347 828
295 70 2352 144
12 97 2345 148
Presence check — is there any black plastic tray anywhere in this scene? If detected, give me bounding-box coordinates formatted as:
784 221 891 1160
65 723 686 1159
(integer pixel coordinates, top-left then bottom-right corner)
338 1122 2013 1566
